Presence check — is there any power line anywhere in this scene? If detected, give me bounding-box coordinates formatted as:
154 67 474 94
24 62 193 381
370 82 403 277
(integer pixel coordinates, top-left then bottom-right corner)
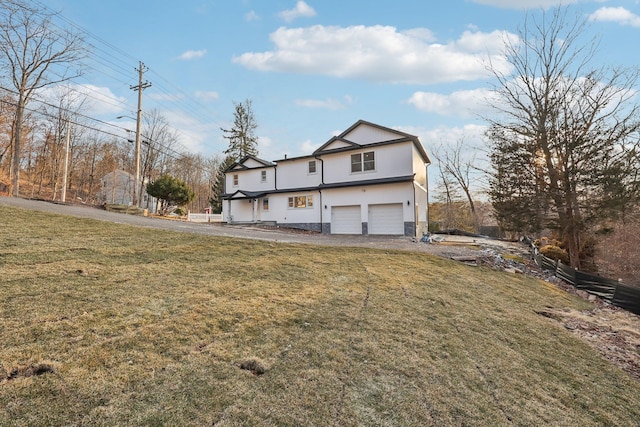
27 0 222 146
0 85 216 174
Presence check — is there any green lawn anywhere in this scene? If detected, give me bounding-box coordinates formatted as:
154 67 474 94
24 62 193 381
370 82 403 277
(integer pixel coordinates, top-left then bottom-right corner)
1 205 638 426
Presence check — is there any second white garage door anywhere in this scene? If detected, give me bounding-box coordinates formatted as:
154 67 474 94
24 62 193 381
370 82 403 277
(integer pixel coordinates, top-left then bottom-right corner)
331 205 362 234
368 203 404 235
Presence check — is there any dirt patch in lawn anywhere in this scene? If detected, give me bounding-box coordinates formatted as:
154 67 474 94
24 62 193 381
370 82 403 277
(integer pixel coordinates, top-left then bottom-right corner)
536 304 640 381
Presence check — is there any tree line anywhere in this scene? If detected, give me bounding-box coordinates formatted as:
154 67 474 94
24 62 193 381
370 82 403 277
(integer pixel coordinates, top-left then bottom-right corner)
431 7 640 273
0 0 223 213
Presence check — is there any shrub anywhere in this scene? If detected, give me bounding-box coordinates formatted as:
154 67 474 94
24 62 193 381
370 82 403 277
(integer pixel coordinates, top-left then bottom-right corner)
540 245 569 264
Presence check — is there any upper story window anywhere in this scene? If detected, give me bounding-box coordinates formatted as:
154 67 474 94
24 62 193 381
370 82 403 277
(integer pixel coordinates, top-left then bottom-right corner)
308 160 317 174
351 151 375 173
261 170 267 182
233 174 239 186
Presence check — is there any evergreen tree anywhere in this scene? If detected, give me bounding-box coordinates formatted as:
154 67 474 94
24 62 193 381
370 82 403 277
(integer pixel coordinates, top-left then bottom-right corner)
146 174 195 215
209 155 235 214
221 99 258 161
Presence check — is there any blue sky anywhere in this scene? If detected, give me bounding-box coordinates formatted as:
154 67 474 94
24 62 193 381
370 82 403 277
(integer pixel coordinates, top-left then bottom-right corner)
43 0 640 192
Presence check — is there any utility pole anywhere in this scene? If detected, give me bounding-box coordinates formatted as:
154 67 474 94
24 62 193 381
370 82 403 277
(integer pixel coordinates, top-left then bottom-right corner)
130 61 151 207
61 120 71 203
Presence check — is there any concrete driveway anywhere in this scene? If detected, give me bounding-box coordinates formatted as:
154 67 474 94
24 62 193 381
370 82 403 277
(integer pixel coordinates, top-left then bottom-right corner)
0 196 424 249
1 196 516 257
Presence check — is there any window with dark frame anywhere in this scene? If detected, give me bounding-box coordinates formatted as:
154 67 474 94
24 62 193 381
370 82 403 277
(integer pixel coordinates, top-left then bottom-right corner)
308 160 317 174
351 154 362 173
261 170 267 182
263 198 269 211
351 151 375 173
288 195 313 209
233 174 239 186
363 151 375 171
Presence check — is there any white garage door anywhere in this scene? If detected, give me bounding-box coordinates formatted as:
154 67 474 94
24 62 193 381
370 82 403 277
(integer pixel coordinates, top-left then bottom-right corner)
368 203 404 235
331 205 362 234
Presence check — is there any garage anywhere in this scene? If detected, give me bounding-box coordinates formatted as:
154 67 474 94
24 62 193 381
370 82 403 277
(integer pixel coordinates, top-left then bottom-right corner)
368 203 404 235
331 205 362 234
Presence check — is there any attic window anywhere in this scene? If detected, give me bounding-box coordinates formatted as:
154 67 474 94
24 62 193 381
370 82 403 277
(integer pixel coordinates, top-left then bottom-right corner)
351 151 375 173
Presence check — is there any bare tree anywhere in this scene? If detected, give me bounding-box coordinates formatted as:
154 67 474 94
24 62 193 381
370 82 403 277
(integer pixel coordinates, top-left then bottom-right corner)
486 7 640 269
139 109 179 207
433 139 481 232
0 0 86 196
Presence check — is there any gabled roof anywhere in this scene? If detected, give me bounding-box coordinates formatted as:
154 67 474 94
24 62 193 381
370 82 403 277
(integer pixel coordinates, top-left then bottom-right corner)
313 137 360 153
221 189 268 200
226 155 275 172
313 119 430 164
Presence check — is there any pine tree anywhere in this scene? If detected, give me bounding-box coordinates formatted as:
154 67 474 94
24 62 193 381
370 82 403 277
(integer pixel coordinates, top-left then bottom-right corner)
209 155 235 214
221 99 258 161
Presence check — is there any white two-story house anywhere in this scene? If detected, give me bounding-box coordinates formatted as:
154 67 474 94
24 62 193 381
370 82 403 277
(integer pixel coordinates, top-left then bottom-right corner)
222 120 430 237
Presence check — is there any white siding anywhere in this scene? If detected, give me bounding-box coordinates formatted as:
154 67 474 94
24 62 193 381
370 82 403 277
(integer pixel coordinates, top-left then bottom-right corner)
276 158 322 190
322 142 414 184
226 167 275 194
342 124 403 144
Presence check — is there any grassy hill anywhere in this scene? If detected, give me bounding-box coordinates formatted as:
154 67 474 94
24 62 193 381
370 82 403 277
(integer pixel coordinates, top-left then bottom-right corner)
1 205 639 426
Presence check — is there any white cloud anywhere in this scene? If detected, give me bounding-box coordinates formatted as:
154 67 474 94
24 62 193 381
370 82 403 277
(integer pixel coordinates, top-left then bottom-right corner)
300 139 322 153
195 91 219 101
295 97 348 110
408 88 498 117
245 10 260 22
400 124 488 150
278 1 316 22
590 7 640 27
233 25 513 85
37 83 127 116
470 0 576 9
177 49 207 60
163 110 218 153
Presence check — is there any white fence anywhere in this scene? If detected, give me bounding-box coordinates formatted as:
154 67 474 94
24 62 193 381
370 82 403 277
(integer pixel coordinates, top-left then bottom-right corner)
187 212 224 223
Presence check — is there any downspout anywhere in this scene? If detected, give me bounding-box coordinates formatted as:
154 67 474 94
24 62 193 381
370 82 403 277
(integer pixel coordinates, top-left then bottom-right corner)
425 162 430 232
412 173 417 237
315 155 324 232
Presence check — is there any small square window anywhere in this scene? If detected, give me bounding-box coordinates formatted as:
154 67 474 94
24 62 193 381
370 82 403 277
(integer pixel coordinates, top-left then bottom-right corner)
233 174 239 186
308 160 317 174
295 196 306 208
